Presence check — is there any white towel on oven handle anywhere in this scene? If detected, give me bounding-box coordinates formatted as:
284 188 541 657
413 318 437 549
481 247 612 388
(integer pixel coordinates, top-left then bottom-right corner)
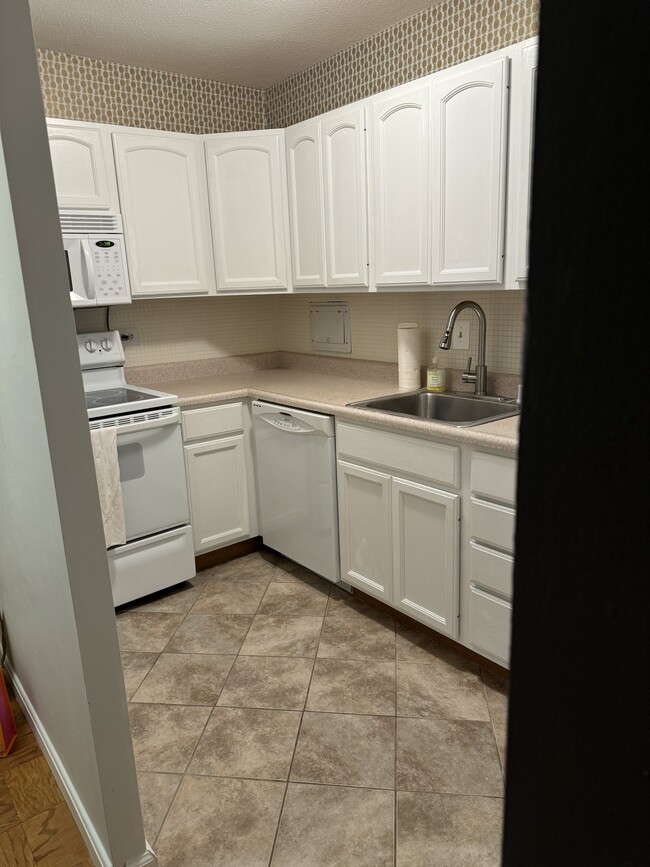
90 427 126 548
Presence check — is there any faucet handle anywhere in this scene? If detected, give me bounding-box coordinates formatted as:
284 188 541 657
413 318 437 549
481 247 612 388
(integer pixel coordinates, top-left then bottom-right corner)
464 356 473 374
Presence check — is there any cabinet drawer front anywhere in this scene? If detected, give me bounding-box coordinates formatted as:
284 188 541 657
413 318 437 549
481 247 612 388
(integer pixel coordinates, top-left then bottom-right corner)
469 540 513 599
182 403 244 441
468 585 512 666
471 497 516 552
337 422 459 488
471 451 517 505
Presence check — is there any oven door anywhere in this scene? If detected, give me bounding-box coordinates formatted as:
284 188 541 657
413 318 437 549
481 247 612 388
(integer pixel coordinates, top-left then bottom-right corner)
104 408 190 542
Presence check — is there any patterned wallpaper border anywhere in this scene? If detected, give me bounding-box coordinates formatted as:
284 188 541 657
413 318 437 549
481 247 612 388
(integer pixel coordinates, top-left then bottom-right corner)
265 0 539 126
37 49 266 134
38 0 538 132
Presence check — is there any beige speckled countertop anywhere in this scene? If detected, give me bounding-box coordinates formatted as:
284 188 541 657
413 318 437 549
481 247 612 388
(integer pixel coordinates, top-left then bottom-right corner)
130 366 519 456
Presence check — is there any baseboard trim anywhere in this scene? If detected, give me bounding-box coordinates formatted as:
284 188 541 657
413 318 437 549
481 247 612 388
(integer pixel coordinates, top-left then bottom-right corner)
6 664 158 867
195 536 262 572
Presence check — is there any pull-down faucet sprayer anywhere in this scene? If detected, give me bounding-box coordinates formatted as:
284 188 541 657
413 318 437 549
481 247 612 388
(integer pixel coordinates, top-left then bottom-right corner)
439 300 488 396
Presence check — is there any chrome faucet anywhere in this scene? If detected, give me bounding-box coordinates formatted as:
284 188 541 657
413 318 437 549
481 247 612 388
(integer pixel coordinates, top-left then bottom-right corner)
439 300 488 396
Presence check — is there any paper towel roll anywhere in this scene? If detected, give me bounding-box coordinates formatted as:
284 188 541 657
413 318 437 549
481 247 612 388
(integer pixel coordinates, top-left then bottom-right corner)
397 322 421 391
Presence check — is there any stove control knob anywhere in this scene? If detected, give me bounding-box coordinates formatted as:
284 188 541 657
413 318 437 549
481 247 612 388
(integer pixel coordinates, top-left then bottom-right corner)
84 340 98 353
101 338 113 351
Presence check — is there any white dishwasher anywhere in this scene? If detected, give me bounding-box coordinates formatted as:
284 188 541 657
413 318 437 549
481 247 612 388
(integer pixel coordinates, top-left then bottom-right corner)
252 400 340 583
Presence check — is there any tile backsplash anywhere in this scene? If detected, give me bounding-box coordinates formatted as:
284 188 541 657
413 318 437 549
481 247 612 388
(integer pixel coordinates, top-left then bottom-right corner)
74 290 524 376
74 297 279 367
279 292 525 376
44 0 536 378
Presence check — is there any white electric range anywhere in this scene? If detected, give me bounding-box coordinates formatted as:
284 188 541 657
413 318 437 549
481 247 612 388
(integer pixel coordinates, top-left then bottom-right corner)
78 330 195 606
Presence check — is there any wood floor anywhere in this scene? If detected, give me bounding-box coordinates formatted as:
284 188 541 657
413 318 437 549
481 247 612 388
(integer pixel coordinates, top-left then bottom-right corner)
0 695 92 867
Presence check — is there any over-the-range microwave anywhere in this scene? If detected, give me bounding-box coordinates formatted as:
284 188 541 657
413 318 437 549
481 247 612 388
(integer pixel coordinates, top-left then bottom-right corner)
61 213 132 307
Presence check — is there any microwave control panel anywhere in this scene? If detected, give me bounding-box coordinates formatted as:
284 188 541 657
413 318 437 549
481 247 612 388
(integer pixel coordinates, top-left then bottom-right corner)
91 237 130 302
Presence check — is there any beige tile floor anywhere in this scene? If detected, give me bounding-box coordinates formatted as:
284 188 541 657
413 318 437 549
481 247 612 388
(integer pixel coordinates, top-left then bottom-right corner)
116 549 509 867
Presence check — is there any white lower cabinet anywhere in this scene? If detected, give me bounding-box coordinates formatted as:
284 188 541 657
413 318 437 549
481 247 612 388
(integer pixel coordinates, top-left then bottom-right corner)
182 402 258 554
337 422 517 664
338 460 392 603
465 450 517 667
336 423 460 639
392 478 459 637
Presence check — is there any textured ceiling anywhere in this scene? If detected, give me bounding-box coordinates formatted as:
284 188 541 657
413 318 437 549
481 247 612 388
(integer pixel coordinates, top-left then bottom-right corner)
29 0 437 89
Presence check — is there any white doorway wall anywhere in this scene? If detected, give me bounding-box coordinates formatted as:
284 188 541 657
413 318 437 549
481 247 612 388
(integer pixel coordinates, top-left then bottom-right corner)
0 2 153 865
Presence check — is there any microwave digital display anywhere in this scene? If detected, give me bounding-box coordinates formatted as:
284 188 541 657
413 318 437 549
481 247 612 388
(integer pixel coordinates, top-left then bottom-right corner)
95 240 115 248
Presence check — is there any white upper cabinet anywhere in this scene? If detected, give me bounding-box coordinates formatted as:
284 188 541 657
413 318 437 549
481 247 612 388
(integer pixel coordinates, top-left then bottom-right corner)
510 38 539 285
285 120 327 288
370 83 431 285
47 120 118 212
205 131 290 292
431 56 510 284
112 131 215 297
321 106 369 287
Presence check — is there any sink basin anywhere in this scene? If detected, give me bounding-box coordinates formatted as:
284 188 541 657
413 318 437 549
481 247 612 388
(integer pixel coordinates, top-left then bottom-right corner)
348 389 520 427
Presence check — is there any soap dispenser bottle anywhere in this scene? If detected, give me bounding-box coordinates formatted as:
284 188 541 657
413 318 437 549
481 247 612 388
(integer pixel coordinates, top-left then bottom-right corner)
426 357 446 393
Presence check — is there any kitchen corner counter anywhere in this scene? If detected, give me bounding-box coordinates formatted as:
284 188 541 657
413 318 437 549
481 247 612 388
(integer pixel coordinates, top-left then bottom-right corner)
129 367 519 455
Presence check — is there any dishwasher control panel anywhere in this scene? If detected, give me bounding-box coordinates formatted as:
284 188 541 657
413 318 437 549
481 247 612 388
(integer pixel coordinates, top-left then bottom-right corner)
251 401 335 437
272 416 303 431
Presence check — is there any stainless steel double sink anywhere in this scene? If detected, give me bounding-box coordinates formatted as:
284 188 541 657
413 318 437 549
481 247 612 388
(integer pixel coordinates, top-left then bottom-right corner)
348 388 520 427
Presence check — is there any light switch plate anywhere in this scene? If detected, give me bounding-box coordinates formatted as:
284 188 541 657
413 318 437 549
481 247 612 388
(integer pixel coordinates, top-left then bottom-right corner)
452 319 470 350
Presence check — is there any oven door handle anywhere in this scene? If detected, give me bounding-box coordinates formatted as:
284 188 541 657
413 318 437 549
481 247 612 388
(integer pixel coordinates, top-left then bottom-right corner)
80 238 96 301
90 407 181 435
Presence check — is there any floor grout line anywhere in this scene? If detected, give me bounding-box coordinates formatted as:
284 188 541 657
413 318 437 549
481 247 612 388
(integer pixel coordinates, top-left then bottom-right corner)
122 549 506 864
266 582 328 866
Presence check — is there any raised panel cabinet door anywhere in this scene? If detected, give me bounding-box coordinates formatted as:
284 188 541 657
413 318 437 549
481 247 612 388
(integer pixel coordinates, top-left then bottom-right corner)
321 107 369 287
432 56 510 284
205 132 289 291
47 122 115 210
392 477 460 637
513 40 539 284
285 120 326 288
184 435 250 553
337 460 392 603
371 83 431 285
112 132 215 296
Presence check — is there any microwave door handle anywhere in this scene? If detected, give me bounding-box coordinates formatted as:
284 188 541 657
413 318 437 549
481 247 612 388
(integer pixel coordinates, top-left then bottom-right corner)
80 239 96 301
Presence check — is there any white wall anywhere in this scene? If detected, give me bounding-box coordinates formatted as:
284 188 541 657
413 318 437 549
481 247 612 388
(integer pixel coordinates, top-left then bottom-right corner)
0 2 152 865
0 135 111 858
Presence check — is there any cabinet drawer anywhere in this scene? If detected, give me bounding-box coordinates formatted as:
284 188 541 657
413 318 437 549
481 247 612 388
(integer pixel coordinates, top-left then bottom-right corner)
336 422 459 488
182 403 244 441
471 452 517 505
468 585 512 666
469 540 513 599
471 497 516 552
